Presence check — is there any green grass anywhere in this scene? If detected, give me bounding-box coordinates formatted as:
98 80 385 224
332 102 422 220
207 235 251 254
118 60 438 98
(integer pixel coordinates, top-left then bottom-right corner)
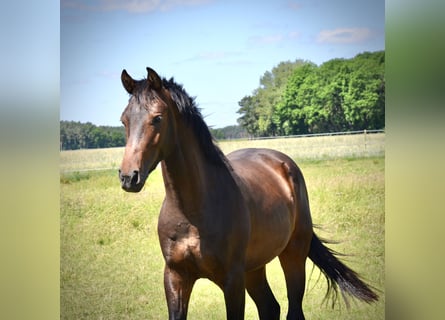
60 142 384 319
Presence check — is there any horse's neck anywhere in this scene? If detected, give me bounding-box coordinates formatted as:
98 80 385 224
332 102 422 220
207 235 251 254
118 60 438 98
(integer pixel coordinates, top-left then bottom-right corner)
161 130 224 215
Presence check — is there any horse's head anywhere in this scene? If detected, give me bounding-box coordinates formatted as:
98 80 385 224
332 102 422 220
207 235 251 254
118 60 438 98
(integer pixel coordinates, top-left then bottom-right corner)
119 67 177 192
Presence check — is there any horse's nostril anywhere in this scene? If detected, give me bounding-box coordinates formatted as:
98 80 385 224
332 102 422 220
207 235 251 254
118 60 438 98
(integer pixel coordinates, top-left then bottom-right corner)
131 170 139 185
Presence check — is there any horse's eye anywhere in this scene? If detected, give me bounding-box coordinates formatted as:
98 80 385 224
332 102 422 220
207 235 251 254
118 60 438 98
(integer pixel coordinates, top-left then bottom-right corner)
152 115 162 125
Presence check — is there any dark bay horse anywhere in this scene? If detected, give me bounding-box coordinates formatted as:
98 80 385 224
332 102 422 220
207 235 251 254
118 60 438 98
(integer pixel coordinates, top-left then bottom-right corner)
118 67 378 320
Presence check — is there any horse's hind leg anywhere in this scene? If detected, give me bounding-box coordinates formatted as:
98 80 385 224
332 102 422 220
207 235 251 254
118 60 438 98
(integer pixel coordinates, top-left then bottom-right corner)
278 237 311 320
246 266 280 320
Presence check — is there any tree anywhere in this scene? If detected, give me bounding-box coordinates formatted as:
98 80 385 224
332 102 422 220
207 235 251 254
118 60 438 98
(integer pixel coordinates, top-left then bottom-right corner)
273 62 317 135
237 95 260 136
342 51 385 130
238 51 385 136
312 58 350 132
237 59 309 136
210 125 248 140
60 121 126 150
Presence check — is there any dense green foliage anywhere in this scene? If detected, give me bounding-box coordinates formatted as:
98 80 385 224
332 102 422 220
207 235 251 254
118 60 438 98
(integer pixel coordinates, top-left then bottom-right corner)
237 51 385 136
210 125 248 140
237 59 308 136
60 121 125 150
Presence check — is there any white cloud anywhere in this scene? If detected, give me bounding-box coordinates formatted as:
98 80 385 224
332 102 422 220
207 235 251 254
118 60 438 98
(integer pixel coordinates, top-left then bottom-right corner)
62 0 212 13
317 28 372 44
288 31 300 39
172 50 243 65
197 51 230 60
248 34 284 45
103 0 161 13
159 0 212 11
287 1 303 11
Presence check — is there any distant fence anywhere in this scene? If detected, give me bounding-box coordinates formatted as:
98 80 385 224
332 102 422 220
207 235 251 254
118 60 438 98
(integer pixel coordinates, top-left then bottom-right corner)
247 129 384 140
60 130 384 173
218 129 385 161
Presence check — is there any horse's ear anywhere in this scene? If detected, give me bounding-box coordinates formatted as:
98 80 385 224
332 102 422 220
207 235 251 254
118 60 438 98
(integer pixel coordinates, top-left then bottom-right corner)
146 67 162 91
121 69 135 94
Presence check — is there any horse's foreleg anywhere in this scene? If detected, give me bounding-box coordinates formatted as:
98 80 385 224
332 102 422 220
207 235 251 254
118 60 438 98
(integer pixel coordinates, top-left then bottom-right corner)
221 267 246 320
163 265 196 320
246 266 280 320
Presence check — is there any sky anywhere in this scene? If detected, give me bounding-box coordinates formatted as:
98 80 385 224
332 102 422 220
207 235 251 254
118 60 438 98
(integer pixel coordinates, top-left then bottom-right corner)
61 0 384 128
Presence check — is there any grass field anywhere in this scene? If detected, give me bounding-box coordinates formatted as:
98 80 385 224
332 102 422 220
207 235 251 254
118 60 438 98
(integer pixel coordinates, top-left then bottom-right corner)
60 136 384 319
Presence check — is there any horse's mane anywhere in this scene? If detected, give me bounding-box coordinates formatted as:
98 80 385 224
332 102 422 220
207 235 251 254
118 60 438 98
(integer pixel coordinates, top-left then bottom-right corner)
161 77 228 167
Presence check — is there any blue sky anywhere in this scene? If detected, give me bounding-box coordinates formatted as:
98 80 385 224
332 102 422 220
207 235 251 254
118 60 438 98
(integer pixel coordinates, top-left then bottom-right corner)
61 0 384 128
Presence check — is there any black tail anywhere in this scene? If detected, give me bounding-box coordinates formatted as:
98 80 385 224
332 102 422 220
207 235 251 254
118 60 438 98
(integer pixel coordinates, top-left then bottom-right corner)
308 233 379 307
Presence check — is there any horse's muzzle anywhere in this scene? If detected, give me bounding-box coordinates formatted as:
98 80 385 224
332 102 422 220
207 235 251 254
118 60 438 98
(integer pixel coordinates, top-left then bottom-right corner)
119 169 143 192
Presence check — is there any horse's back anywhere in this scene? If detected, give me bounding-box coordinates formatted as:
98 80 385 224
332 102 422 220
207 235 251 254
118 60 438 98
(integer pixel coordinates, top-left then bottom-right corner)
227 148 310 271
227 148 299 198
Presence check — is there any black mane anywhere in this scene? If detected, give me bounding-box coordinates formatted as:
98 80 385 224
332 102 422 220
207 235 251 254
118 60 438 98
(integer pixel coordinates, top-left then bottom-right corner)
161 77 228 167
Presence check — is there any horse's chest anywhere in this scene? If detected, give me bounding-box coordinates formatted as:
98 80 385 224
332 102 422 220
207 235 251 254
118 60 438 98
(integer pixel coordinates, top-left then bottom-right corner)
160 221 202 266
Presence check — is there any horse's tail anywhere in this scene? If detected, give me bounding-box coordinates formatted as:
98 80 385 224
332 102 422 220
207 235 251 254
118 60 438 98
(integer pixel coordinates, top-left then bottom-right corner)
308 233 379 307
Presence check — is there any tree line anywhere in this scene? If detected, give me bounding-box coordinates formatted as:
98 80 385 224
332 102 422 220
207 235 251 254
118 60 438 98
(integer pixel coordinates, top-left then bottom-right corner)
237 51 384 136
60 120 248 150
210 125 249 140
60 121 125 150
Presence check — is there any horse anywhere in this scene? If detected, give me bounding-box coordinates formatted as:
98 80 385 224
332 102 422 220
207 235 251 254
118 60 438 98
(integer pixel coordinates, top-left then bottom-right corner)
118 67 378 320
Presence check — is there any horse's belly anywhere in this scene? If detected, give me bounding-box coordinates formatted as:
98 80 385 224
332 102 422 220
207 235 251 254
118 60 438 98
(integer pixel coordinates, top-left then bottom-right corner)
245 202 295 271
